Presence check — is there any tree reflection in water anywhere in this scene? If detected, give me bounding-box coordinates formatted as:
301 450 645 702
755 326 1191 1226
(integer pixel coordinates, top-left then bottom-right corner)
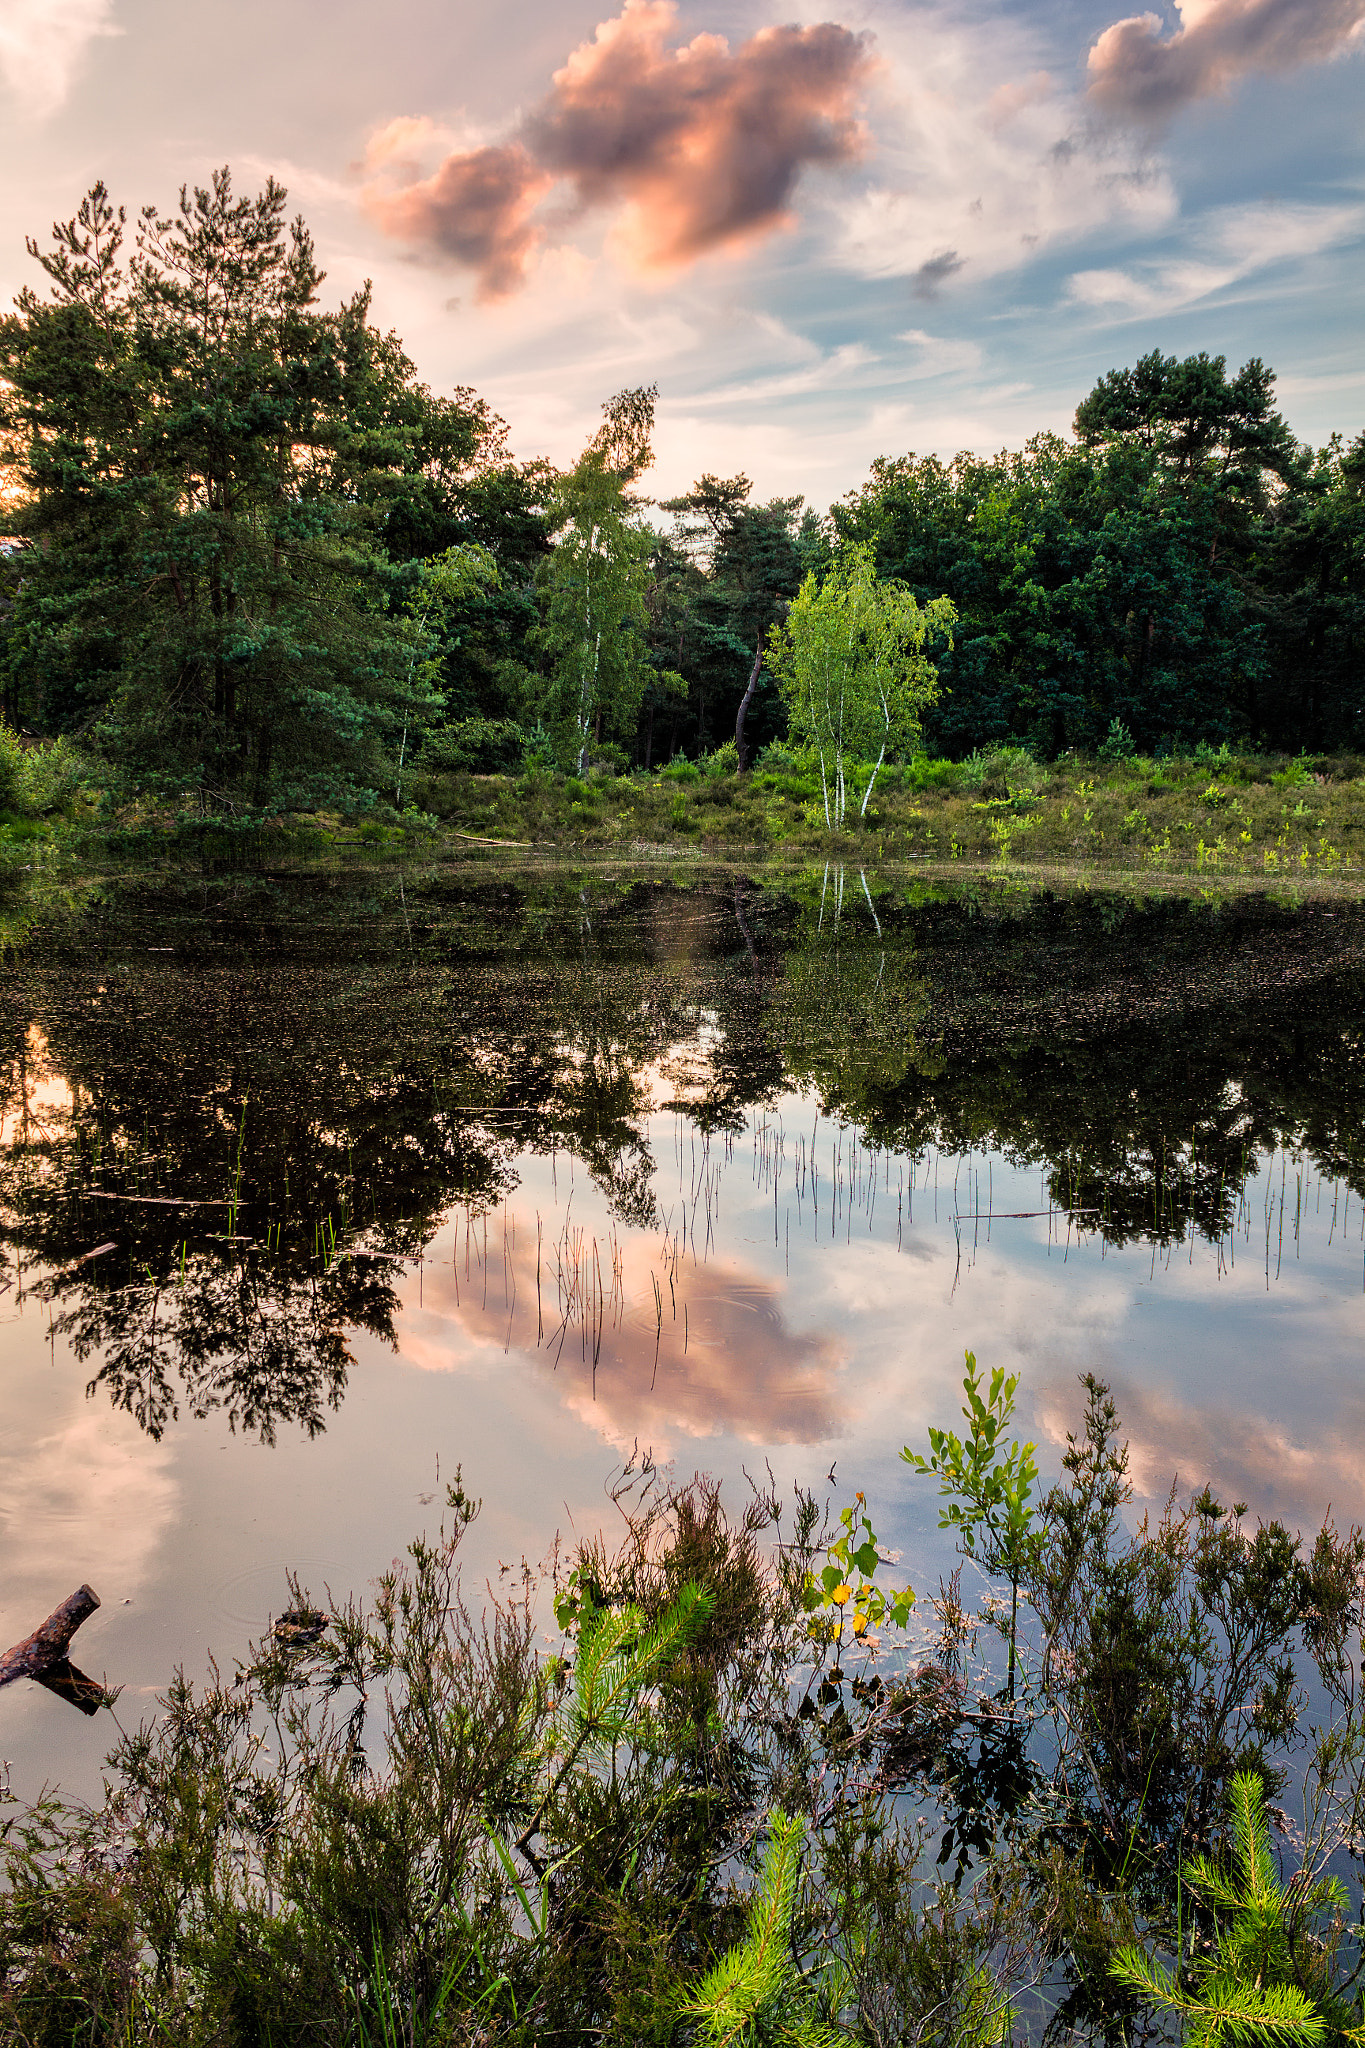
1 868 1363 1442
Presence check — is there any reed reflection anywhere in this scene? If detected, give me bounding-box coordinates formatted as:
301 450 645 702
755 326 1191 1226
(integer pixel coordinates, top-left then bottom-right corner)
1 871 1363 1445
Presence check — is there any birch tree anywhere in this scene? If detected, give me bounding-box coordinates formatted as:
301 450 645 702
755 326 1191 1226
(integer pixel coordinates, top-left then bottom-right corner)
535 388 656 773
766 543 955 828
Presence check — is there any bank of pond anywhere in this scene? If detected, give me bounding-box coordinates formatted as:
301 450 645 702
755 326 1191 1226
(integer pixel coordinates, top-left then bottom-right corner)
6 740 1365 881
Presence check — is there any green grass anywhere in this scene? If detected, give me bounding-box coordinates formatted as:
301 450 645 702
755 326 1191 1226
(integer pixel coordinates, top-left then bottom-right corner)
402 748 1365 880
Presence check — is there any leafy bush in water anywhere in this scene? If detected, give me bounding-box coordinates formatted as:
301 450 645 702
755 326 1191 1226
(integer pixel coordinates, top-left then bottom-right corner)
1112 1771 1365 2047
5 1380 1365 2047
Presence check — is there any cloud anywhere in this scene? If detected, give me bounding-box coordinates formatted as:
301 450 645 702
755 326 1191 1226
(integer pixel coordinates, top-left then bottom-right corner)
365 138 552 300
911 249 966 299
1035 1370 1365 1530
397 1217 849 1458
829 5 1177 295
1067 197 1365 315
0 1378 178 1651
0 0 118 118
361 0 873 297
1086 0 1365 124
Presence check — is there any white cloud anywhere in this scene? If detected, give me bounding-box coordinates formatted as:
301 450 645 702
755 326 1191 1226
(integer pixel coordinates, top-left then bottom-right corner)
0 1376 178 1644
894 330 985 379
690 341 878 407
813 0 1178 290
1067 198 1365 316
0 0 119 119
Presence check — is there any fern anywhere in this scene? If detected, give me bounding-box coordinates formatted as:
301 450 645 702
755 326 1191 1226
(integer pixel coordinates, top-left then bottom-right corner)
680 1810 848 2047
1111 1771 1357 2047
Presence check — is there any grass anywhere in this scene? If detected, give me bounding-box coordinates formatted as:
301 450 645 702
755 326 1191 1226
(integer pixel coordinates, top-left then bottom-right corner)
403 747 1365 880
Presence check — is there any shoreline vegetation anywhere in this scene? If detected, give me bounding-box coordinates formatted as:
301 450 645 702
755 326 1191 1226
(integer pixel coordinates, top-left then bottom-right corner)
1 171 1362 868
5 1369 1365 2046
9 740 1365 889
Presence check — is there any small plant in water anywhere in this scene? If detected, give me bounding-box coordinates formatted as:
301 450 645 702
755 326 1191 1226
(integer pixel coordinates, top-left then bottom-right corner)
903 1352 1038 1695
801 1491 915 1647
1112 1771 1365 2047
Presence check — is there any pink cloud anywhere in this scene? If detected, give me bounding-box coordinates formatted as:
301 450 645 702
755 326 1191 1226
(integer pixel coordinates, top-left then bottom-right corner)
361 0 873 296
1087 0 1365 123
362 139 551 301
399 1226 848 1455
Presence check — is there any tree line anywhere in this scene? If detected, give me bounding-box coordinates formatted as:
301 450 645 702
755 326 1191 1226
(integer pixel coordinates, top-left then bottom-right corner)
1 169 1361 823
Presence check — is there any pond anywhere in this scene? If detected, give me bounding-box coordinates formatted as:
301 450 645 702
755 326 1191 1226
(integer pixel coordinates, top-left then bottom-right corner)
3 862 1365 1799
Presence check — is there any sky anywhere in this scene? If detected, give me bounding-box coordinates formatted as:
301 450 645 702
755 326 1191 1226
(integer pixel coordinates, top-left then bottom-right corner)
0 0 1361 506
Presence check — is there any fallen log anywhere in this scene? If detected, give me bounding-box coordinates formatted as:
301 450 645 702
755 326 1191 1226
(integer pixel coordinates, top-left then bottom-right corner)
0 1585 108 1715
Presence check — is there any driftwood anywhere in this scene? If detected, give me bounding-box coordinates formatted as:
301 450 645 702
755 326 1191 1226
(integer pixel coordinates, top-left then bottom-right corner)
0 1585 108 1715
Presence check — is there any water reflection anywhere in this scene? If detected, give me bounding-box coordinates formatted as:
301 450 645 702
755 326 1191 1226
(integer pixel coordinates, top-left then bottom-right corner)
5 866 1365 1806
2 872 1364 1453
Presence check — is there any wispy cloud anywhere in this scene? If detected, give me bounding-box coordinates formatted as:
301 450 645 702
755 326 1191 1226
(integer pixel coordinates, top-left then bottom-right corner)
829 4 1177 292
361 0 873 298
1067 197 1365 315
1086 0 1365 126
0 0 119 119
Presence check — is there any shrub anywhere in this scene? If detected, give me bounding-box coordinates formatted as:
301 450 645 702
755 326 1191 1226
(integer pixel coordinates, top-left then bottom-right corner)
1098 718 1136 761
0 723 83 817
421 718 527 773
6 1382 1365 2047
699 739 739 778
961 745 1039 801
903 755 962 791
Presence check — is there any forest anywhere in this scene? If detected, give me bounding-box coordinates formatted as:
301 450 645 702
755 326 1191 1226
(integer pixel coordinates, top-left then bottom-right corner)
0 168 1362 828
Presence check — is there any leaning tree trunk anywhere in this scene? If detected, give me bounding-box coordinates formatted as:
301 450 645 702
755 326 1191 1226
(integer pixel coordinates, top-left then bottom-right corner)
734 641 763 771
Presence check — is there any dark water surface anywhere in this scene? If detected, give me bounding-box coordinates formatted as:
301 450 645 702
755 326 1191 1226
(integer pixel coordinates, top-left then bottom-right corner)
3 863 1364 1794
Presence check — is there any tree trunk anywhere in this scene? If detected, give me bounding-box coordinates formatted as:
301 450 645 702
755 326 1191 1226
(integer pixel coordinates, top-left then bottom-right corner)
735 641 763 770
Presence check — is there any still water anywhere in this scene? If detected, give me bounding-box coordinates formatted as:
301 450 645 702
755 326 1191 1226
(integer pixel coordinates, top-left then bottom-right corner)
2 864 1363 1795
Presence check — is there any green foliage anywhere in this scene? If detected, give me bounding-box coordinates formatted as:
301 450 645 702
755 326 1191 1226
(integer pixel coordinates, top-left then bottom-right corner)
1111 1772 1363 2047
678 1811 847 2047
0 721 83 818
1099 717 1136 760
420 716 527 774
903 1353 1039 1695
4 1386 1365 2048
535 388 658 773
801 1491 915 1645
766 542 955 828
1024 1375 1365 1887
960 744 1039 799
829 359 1348 759
0 174 539 817
700 738 740 777
904 1353 1039 1573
